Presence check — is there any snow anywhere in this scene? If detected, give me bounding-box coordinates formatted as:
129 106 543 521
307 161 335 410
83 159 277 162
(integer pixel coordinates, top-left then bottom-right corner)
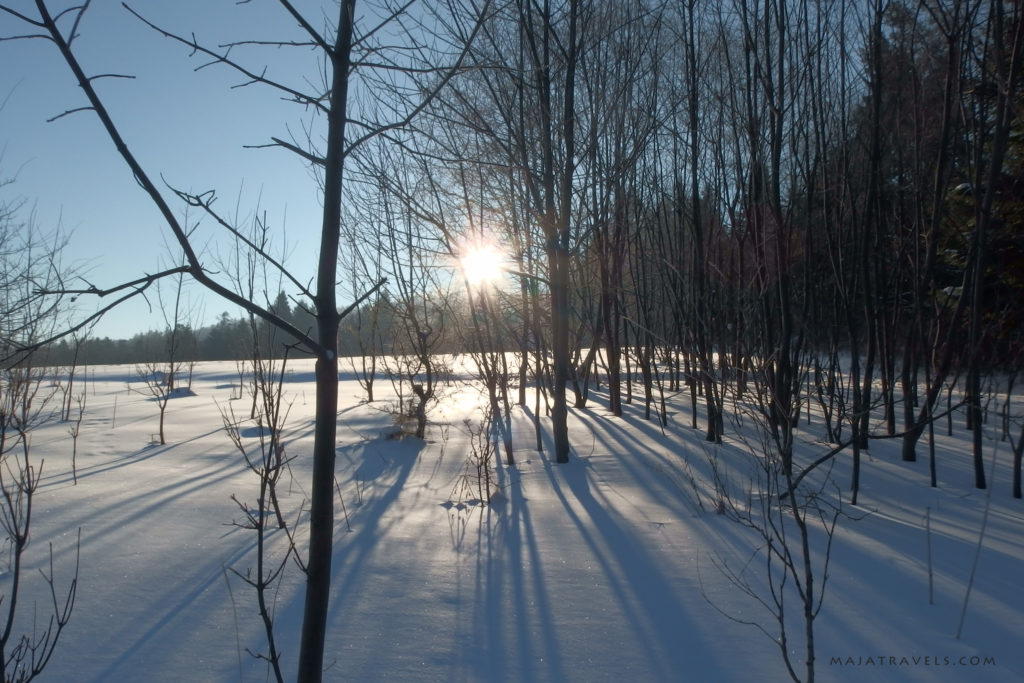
13 360 1024 682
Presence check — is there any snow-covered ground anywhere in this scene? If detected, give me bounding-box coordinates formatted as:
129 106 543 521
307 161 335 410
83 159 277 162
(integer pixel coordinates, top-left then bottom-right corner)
13 360 1024 682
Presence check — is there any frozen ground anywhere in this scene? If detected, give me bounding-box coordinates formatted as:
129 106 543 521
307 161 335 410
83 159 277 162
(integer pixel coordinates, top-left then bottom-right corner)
12 360 1024 682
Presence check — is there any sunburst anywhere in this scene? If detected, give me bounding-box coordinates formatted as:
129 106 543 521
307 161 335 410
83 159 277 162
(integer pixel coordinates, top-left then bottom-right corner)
460 244 504 286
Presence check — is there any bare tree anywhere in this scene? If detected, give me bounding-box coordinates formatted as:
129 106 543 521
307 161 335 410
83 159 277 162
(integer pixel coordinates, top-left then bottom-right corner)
220 349 296 683
0 3 485 679
962 0 1023 489
376 179 453 440
429 0 584 462
130 263 195 446
0 173 78 682
0 178 64 364
705 421 842 683
66 383 85 485
342 233 387 404
58 331 86 422
0 362 80 683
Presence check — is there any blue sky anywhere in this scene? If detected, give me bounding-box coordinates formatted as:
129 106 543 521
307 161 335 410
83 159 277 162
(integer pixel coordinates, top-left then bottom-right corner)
1 1 340 339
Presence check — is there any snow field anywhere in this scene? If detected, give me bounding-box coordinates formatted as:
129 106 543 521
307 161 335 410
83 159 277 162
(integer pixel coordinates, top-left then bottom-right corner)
8 360 1022 682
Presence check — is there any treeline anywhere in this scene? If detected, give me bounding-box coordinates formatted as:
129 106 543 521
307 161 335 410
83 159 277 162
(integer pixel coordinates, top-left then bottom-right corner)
38 292 402 365
338 0 1024 492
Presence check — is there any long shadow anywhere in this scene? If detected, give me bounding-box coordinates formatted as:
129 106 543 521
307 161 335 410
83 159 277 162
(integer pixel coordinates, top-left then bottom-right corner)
87 532 262 683
466 448 567 683
275 435 422 677
282 401 397 445
25 429 276 680
543 452 717 680
37 425 232 491
523 400 706 520
431 428 516 677
571 409 705 517
40 452 248 571
317 435 423 631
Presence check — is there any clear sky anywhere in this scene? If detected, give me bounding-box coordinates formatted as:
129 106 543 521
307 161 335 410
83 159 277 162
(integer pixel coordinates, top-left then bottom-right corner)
1 1 342 340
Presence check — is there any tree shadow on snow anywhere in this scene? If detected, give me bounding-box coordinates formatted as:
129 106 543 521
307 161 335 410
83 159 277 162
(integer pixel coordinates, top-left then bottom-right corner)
292 435 425 661
458 444 568 683
542 452 719 680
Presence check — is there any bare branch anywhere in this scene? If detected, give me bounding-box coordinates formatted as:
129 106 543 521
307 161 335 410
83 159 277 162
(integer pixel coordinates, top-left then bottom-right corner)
247 137 327 167
352 0 417 51
122 3 329 115
343 1 491 158
2 267 185 364
65 0 92 46
0 5 45 27
167 184 315 301
37 265 189 298
45 106 94 123
338 277 388 322
86 73 135 82
0 33 52 43
276 0 332 54
348 59 472 75
24 1 323 357
219 38 317 49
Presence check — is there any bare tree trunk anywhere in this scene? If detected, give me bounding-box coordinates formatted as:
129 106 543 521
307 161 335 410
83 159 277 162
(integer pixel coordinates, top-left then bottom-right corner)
297 6 353 678
681 0 723 444
964 0 1023 489
1013 424 1023 499
549 0 580 463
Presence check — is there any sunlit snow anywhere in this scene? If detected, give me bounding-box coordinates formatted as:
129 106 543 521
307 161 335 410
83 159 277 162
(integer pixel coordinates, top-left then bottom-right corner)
15 359 1024 682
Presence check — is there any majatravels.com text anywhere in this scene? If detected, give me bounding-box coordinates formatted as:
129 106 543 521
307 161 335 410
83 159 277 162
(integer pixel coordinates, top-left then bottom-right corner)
830 655 996 668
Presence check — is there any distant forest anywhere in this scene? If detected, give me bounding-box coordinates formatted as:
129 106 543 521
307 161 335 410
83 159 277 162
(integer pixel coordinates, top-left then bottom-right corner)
38 292 403 365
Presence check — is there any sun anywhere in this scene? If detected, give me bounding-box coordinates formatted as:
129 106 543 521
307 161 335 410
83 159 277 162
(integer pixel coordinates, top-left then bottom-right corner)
460 244 504 286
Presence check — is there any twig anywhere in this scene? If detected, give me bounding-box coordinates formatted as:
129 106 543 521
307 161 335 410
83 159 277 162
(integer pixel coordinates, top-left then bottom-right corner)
334 476 352 532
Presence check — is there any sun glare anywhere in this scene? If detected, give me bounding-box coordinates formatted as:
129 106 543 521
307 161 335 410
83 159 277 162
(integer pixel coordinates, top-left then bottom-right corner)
460 244 504 286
